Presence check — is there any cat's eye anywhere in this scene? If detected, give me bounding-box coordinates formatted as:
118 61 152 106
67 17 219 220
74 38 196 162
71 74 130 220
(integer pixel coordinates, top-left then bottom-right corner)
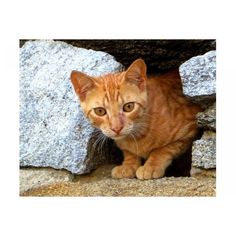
94 107 106 116
123 102 135 112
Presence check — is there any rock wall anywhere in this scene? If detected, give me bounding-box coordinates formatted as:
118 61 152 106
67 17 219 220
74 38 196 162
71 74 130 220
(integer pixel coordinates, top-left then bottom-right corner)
179 51 216 169
20 40 216 175
20 40 216 73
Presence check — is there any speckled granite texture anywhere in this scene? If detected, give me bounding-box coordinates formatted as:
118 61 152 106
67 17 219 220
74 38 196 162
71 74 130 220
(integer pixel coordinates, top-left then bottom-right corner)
20 40 123 173
179 50 216 98
192 131 216 169
194 103 216 168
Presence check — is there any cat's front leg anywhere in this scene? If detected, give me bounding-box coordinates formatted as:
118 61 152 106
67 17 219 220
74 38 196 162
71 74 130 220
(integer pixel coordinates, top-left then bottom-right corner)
136 139 193 180
111 150 141 179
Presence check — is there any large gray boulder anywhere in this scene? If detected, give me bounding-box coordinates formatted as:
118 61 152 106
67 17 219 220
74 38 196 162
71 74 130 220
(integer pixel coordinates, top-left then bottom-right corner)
20 40 123 174
179 50 216 108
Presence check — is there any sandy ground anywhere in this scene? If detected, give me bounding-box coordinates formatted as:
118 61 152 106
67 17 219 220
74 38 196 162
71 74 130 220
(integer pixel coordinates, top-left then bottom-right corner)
20 165 216 197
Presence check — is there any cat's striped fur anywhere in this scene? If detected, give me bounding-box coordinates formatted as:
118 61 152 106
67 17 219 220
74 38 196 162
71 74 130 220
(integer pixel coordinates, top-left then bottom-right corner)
71 59 202 179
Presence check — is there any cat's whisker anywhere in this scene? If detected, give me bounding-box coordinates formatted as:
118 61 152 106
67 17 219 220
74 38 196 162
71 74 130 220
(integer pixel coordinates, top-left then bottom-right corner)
132 122 149 137
92 136 101 154
100 135 108 154
92 132 108 156
92 129 102 135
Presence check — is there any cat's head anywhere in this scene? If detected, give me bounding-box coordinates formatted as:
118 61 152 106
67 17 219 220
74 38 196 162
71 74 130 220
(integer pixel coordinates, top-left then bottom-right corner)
70 59 147 140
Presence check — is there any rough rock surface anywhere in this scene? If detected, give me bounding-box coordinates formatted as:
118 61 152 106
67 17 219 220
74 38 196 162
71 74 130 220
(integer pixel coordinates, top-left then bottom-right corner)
20 168 73 193
197 103 216 130
179 51 216 170
20 40 216 73
20 165 216 197
179 50 216 107
192 131 216 169
20 40 123 174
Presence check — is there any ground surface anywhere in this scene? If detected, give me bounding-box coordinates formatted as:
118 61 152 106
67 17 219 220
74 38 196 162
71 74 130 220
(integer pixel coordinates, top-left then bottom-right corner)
20 165 216 197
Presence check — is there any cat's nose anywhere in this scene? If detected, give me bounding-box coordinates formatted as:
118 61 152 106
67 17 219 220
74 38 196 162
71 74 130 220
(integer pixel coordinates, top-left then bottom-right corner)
111 126 123 135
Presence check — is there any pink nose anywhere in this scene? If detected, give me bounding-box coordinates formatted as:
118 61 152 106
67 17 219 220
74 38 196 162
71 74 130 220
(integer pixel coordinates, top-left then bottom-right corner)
111 126 123 135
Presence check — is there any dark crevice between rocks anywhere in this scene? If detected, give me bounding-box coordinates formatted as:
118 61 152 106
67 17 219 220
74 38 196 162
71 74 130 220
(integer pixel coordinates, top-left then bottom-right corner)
82 129 123 171
186 95 216 110
71 130 123 181
165 148 192 177
165 126 204 177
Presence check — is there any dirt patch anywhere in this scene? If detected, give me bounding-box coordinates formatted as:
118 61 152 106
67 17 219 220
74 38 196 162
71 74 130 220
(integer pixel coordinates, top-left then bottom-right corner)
20 165 215 197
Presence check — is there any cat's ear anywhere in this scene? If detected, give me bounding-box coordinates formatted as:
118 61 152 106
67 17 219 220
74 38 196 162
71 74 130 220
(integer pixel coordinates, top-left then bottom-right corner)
125 59 147 90
70 71 94 101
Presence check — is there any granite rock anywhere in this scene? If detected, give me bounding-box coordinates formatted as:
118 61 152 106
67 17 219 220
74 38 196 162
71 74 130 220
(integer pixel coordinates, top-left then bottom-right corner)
192 131 216 169
180 51 216 169
197 103 216 131
179 50 216 107
20 40 123 174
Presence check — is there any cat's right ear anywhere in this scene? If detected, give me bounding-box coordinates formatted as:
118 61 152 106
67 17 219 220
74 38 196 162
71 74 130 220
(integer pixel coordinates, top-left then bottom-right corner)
70 71 94 101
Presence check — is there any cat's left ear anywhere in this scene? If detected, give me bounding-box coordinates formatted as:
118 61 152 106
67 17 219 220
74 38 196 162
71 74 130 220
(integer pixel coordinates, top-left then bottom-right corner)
125 59 147 91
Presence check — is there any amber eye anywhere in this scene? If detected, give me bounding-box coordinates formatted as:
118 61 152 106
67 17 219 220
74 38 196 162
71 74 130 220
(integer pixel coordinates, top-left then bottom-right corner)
94 107 106 116
123 102 135 112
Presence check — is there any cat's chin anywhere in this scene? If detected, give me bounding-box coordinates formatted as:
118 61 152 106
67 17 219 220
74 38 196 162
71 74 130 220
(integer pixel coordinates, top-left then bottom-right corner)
110 135 127 140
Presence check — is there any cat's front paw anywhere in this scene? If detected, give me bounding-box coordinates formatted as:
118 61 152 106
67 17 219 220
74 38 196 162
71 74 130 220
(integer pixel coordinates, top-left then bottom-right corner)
136 166 165 180
111 165 138 179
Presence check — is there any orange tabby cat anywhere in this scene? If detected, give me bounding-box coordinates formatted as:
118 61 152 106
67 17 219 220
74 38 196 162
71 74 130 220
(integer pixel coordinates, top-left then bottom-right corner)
70 59 202 180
